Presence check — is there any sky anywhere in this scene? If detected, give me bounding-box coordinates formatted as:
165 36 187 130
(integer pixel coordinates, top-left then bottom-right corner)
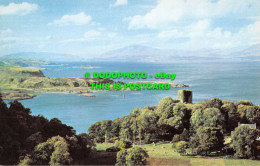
0 0 260 57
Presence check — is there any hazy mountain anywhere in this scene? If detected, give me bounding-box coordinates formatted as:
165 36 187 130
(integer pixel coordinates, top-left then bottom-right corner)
94 44 260 63
2 44 260 63
3 52 83 62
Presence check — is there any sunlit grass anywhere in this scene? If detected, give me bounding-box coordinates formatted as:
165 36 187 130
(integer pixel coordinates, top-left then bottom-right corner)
96 142 260 166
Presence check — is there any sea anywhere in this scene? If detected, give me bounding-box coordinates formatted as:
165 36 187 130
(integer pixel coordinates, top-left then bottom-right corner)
17 61 260 134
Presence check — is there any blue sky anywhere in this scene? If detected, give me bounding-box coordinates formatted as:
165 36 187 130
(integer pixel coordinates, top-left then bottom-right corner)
0 0 260 57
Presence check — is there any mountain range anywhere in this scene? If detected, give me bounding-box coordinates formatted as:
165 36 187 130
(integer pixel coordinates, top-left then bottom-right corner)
2 44 260 63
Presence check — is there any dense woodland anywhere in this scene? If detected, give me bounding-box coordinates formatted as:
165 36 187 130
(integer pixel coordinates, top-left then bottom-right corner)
89 97 260 160
0 94 259 165
0 95 94 165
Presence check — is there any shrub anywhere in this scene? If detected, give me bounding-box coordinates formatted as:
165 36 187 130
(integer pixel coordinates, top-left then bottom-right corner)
172 134 180 142
126 147 149 165
116 147 149 166
114 140 132 149
116 149 127 166
176 141 188 155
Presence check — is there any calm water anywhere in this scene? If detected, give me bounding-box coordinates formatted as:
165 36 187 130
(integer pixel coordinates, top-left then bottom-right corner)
18 62 260 133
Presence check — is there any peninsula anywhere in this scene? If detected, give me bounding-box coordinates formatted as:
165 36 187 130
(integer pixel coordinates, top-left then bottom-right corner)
0 66 188 100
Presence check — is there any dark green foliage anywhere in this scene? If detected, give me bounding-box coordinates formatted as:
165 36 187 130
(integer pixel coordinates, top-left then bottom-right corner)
114 139 132 149
116 147 149 166
190 107 225 133
221 102 240 132
231 125 257 159
0 96 76 164
172 134 180 142
237 105 260 125
116 148 127 166
126 147 149 165
203 98 223 110
66 133 95 160
19 136 72 165
190 127 224 156
176 141 188 155
180 128 190 141
235 100 253 106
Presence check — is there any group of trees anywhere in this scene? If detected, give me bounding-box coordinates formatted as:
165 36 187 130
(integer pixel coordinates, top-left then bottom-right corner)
89 96 259 159
1 93 259 165
0 95 94 165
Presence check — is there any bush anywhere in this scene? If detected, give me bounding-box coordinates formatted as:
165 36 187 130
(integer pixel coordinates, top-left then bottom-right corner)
116 147 149 166
116 149 127 166
176 141 188 155
180 129 189 141
106 146 120 152
126 147 149 165
172 134 180 142
114 140 132 149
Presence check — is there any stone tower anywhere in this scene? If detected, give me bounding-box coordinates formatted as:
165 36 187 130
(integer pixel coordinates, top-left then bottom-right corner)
178 90 192 103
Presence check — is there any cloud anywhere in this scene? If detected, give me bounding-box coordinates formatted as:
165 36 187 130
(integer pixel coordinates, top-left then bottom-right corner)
126 0 260 30
0 28 12 35
0 2 38 15
60 29 102 43
49 12 92 26
45 36 52 40
111 0 128 7
84 30 101 40
157 19 260 49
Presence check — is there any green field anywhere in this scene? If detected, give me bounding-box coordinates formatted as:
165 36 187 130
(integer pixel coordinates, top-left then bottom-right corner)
96 143 260 166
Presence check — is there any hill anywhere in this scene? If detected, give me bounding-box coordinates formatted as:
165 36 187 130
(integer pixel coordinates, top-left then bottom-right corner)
3 52 83 62
0 66 112 100
96 44 260 63
0 57 57 67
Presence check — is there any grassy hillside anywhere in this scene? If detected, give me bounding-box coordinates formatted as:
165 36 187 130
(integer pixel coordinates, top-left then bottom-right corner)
96 143 260 166
0 66 115 100
0 57 57 67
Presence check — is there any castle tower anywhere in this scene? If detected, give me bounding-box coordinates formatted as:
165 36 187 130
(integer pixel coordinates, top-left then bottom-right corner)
178 90 192 103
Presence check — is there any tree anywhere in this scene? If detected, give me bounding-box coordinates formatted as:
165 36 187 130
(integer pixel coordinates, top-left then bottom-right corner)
19 136 72 165
190 127 224 155
66 133 95 160
167 103 191 132
43 118 75 139
100 120 113 143
221 102 240 132
176 141 188 155
237 105 260 125
190 107 225 133
155 96 175 115
203 98 223 110
231 125 257 159
88 121 102 142
180 128 190 141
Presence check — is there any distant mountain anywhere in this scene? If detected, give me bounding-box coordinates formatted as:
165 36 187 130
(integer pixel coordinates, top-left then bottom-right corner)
3 52 83 62
231 44 260 61
94 44 260 63
3 44 260 63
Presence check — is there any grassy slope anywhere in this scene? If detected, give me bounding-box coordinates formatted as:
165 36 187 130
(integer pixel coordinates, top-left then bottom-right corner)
0 57 56 67
96 143 260 166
